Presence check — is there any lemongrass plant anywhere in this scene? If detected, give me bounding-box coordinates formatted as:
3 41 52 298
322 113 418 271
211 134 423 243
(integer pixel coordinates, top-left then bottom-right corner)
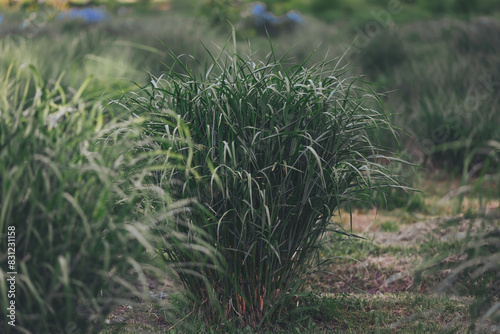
124 41 404 328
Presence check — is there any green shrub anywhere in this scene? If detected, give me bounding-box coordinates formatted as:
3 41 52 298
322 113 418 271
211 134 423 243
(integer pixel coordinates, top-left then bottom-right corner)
125 41 403 328
0 64 208 333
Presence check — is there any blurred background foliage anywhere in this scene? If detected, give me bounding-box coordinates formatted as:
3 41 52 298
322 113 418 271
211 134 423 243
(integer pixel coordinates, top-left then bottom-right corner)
2 0 500 19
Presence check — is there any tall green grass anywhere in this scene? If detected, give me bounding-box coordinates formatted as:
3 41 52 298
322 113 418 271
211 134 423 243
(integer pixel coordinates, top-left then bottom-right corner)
123 41 404 327
0 60 214 333
0 12 220 80
354 20 500 176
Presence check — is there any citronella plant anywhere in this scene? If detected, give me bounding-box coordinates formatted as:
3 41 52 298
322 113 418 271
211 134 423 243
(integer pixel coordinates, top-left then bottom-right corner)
0 63 211 333
124 41 403 328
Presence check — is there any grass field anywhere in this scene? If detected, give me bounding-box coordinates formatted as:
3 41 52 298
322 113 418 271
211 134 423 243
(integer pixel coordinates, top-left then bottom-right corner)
0 1 499 333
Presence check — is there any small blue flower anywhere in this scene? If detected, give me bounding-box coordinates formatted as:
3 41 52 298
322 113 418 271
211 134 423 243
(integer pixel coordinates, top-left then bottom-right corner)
262 12 281 25
246 2 303 34
57 7 109 24
286 10 303 24
250 3 281 27
0 13 3 25
251 3 266 16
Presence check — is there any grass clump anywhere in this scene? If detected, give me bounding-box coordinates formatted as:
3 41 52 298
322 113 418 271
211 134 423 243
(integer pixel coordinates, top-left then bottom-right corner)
124 40 404 328
0 62 208 333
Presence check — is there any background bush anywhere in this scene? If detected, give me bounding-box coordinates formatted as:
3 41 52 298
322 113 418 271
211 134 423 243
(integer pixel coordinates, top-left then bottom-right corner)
379 19 500 172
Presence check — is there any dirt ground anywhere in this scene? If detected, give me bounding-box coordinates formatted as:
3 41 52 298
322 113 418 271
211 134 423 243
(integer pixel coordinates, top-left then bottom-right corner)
310 206 500 296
